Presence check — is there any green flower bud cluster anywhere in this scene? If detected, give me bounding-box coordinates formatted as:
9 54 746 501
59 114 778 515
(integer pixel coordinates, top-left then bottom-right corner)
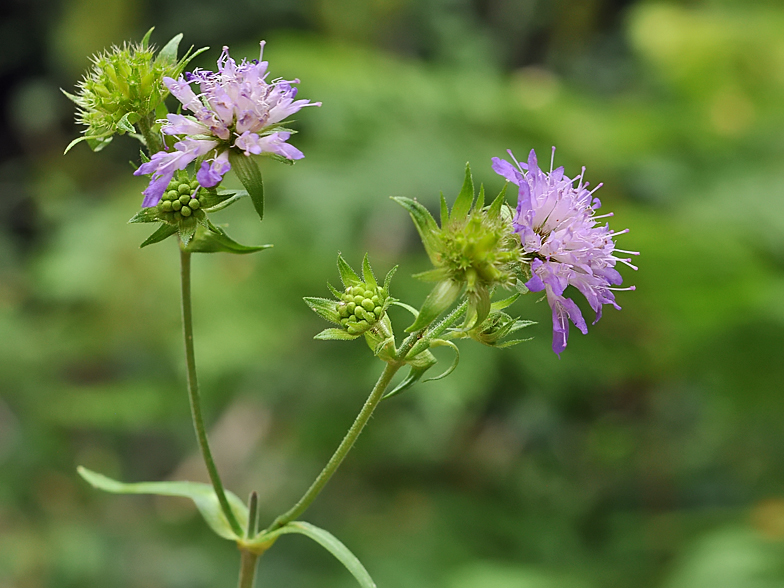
63 30 204 153
157 178 204 221
394 164 524 331
337 284 388 335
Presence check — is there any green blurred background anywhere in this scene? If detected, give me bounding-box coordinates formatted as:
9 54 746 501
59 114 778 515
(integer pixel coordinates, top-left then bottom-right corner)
2 0 784 586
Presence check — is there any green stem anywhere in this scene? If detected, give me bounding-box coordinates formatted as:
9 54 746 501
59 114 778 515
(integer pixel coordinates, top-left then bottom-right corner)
237 550 260 588
264 361 402 532
137 113 162 154
180 249 244 538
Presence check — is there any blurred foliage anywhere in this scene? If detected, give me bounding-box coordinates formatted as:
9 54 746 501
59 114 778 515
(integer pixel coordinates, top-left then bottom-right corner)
2 0 784 587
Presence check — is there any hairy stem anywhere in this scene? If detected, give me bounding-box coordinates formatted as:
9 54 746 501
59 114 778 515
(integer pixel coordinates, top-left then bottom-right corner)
180 249 244 537
263 329 425 533
137 113 162 155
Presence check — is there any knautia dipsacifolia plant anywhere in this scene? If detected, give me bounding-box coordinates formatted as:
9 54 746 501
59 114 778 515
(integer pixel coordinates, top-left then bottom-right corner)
65 30 637 588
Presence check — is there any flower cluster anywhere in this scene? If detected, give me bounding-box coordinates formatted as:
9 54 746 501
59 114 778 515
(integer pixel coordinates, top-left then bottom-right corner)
135 42 320 207
493 149 638 355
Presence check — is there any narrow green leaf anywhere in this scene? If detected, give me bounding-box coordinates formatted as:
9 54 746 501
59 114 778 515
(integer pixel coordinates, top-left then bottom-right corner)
185 226 272 254
490 293 520 312
476 184 485 210
314 328 359 341
383 352 437 400
140 27 154 49
488 183 508 219
406 280 462 332
422 339 460 382
383 266 398 291
391 197 440 260
304 297 340 324
200 189 248 213
229 152 264 221
327 282 343 299
450 163 474 221
176 46 209 73
439 191 449 226
361 254 378 290
87 135 113 152
77 466 248 540
390 300 419 318
412 268 448 282
337 254 362 288
248 522 376 588
140 223 177 248
156 33 183 65
129 207 163 224
117 112 136 134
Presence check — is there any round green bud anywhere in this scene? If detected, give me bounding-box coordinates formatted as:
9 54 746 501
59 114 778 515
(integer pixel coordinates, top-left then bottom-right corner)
188 198 201 210
338 304 349 318
354 307 367 321
165 190 178 201
180 206 192 217
172 200 182 211
190 180 200 190
374 306 383 317
340 317 349 327
371 295 380 305
353 295 364 305
362 299 375 312
356 320 369 330
160 200 173 212
179 194 191 204
346 302 356 313
178 183 191 195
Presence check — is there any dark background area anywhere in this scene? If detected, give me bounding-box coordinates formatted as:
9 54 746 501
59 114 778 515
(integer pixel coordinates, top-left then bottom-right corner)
2 0 784 586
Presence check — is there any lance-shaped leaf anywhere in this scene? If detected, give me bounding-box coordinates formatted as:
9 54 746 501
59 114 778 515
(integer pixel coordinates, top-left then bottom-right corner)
129 206 163 224
361 254 378 290
304 297 341 324
422 339 460 383
337 254 362 288
488 183 508 219
391 197 440 262
449 163 474 222
314 328 360 341
140 223 177 248
405 279 462 332
229 152 264 221
244 522 376 587
383 350 438 400
200 189 248 213
185 225 272 254
77 466 248 540
156 33 183 66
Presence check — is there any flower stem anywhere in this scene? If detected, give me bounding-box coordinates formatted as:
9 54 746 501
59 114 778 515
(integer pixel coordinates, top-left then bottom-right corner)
263 331 424 533
237 550 260 588
180 248 244 538
137 113 162 154
263 361 401 532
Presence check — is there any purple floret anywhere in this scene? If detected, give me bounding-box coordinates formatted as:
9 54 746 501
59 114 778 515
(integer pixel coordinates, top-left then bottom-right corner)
135 42 320 207
493 148 638 355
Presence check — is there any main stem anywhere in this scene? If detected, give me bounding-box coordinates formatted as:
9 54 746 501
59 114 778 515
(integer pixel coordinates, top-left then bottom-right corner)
264 361 402 532
180 249 244 537
237 550 260 588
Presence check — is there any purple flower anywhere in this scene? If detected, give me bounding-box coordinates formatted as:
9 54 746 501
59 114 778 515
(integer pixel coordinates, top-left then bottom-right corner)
492 148 638 355
134 42 320 206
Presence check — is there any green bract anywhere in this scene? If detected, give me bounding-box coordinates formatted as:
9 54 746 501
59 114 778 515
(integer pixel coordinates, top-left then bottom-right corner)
393 163 524 331
63 28 207 153
128 169 272 253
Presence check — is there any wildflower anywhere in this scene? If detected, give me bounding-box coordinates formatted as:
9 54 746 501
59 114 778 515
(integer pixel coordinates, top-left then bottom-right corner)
492 148 638 355
394 164 523 331
134 42 320 207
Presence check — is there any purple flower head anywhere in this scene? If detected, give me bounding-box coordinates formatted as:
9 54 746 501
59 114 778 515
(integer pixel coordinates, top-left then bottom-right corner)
134 42 320 206
492 148 638 355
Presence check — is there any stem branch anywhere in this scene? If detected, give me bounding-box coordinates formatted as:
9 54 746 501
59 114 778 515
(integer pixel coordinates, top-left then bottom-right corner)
180 249 244 537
